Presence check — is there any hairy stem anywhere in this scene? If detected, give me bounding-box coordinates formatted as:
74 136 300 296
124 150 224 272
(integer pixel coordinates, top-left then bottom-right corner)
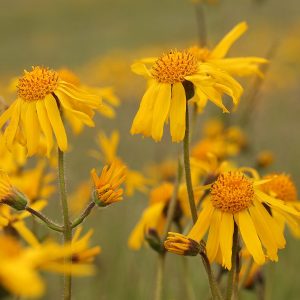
71 201 96 229
58 148 72 300
26 207 63 232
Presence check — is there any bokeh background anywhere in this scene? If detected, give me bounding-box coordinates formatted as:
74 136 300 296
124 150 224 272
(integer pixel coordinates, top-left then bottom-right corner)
1 0 300 299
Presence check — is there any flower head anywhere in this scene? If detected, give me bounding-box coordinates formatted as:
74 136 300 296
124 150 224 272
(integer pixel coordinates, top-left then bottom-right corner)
0 171 27 211
131 49 242 142
174 169 300 270
91 161 126 207
0 66 101 156
164 232 201 256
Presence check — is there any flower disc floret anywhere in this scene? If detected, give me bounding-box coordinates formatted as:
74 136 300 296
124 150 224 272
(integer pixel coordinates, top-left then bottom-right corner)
262 173 297 202
17 67 59 101
151 50 198 84
210 171 254 213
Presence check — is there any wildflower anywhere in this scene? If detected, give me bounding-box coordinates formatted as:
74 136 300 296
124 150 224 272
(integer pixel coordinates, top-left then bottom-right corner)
90 130 151 196
261 173 300 237
91 161 126 207
175 170 300 270
0 66 101 156
58 68 120 134
0 171 28 211
131 49 242 142
164 232 201 256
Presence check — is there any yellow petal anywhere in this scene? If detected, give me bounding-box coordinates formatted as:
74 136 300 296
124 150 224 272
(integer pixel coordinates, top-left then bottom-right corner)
236 209 265 265
25 102 40 156
169 83 186 142
44 94 68 152
211 22 248 59
188 201 214 241
151 83 171 141
13 221 40 248
36 100 54 156
5 99 21 149
206 209 222 263
219 212 234 269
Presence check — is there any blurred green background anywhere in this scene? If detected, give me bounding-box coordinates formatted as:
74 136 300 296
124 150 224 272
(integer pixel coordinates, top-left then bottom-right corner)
1 0 300 299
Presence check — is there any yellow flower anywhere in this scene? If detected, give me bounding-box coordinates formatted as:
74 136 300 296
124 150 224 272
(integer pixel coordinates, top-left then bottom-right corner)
0 171 28 211
175 170 300 270
58 68 120 133
131 49 242 142
71 226 101 263
0 66 101 156
261 173 300 237
90 130 151 196
91 161 126 207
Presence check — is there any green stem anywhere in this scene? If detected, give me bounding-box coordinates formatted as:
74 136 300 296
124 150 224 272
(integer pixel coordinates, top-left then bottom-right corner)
154 254 165 300
183 103 198 224
200 253 224 300
26 207 63 232
58 148 72 300
226 224 239 300
71 201 95 229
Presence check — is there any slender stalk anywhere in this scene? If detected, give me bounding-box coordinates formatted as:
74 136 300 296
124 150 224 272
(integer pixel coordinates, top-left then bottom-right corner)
183 103 198 224
194 2 207 46
226 224 239 300
200 253 224 300
58 148 72 300
26 207 63 232
71 201 96 229
154 254 165 300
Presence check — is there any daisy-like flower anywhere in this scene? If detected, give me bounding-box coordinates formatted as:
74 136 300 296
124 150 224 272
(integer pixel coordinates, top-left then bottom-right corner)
58 68 120 134
0 171 28 211
261 173 300 237
131 49 243 142
0 66 101 156
91 161 126 207
166 170 300 270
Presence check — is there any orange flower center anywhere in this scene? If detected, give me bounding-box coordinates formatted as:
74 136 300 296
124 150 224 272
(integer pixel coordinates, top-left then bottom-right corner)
262 173 297 202
151 50 198 84
17 66 59 101
210 171 254 213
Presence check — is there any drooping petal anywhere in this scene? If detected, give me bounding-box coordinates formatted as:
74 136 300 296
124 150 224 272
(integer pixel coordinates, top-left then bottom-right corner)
36 100 53 156
25 102 40 156
236 209 265 265
169 83 186 142
44 94 68 152
151 83 171 141
188 201 214 241
219 212 234 269
206 209 222 262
